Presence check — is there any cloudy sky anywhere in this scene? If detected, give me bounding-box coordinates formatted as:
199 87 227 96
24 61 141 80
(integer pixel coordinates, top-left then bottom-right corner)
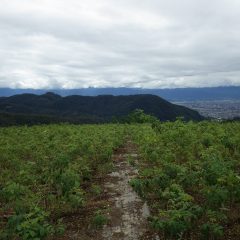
0 0 240 89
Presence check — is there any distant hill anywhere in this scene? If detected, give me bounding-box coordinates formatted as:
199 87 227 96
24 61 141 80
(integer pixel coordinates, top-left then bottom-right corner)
0 93 203 126
0 86 240 101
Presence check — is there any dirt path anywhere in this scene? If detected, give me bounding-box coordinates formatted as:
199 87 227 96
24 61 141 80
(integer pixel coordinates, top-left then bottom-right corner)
101 140 153 240
57 140 158 240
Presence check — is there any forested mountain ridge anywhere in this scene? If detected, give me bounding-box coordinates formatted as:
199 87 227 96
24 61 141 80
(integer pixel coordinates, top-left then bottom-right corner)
0 93 203 126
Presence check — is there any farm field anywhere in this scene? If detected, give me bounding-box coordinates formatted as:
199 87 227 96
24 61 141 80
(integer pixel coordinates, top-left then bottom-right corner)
0 124 126 239
131 120 240 239
0 120 240 239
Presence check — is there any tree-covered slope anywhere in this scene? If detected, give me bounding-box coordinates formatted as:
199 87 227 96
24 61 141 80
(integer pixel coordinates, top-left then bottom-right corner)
0 92 203 125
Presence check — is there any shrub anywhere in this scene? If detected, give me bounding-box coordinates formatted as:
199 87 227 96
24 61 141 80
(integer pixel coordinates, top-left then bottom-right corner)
91 210 108 228
4 207 53 240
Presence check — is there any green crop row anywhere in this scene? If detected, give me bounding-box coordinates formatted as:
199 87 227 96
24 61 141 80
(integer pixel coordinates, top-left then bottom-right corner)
0 124 126 239
130 120 240 239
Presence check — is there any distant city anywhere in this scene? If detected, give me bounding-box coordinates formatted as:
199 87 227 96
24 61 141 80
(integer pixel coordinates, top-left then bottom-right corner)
175 100 240 119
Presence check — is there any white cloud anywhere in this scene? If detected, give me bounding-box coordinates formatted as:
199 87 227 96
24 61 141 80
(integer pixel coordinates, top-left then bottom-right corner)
0 0 240 88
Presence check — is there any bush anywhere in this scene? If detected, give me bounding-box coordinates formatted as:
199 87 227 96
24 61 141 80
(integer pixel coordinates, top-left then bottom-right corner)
91 210 108 228
4 207 53 240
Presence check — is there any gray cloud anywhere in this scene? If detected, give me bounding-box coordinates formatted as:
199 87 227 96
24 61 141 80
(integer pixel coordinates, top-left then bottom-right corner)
0 0 240 89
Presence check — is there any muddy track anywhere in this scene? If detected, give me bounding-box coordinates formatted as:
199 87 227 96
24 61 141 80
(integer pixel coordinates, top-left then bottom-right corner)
101 140 153 240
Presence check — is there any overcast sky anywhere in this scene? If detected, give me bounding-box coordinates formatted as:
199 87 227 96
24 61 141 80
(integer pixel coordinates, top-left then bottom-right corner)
0 0 240 89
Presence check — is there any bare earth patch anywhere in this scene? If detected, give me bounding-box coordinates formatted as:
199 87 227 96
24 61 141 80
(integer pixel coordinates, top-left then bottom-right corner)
102 141 152 240
56 140 158 240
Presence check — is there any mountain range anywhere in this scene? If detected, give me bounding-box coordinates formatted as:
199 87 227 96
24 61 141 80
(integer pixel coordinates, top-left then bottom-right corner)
0 93 203 126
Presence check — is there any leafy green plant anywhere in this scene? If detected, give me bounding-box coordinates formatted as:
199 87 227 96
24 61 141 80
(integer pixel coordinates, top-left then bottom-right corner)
203 186 229 209
151 208 196 238
91 184 102 196
124 109 158 124
200 223 224 240
129 178 145 197
1 181 29 202
91 210 108 228
4 207 53 240
127 155 136 166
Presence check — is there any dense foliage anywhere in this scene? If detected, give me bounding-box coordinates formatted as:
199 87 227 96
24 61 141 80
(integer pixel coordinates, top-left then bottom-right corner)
130 120 240 239
1 120 240 239
0 124 126 239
